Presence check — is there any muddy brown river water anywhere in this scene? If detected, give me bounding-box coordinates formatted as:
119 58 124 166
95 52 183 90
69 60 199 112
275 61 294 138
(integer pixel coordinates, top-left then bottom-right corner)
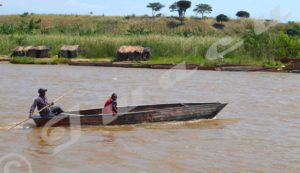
0 63 299 173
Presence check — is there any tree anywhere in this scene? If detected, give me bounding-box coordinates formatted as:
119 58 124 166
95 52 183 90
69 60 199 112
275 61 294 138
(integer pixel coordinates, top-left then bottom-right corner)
236 11 250 18
216 14 229 23
169 2 178 13
169 0 191 22
193 3 212 19
147 2 165 17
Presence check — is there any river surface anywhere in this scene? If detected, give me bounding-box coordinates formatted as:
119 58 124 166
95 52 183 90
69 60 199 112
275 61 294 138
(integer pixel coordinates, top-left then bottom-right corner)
0 63 299 173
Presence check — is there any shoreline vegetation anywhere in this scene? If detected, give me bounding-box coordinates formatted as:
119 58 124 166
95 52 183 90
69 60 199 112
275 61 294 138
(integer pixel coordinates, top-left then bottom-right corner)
0 14 299 71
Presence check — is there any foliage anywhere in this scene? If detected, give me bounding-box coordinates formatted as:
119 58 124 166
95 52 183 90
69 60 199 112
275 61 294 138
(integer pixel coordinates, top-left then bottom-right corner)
0 18 42 34
10 57 69 64
285 22 300 36
169 2 178 13
216 14 229 23
20 12 29 18
243 27 300 58
0 34 220 60
147 2 165 17
0 15 259 36
0 15 298 67
213 23 225 30
236 11 250 18
126 27 151 35
170 0 191 22
193 4 212 18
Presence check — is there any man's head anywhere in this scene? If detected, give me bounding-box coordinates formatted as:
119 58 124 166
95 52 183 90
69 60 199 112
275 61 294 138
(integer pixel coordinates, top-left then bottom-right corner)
38 88 47 97
111 93 117 101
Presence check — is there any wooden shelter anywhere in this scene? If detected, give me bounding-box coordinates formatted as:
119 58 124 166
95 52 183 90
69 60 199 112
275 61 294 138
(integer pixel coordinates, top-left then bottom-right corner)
11 46 31 57
59 45 81 58
117 46 152 61
12 46 50 58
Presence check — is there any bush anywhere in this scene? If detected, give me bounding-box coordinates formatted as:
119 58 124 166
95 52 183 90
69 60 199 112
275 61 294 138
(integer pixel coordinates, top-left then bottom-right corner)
243 27 300 58
126 27 151 35
236 11 250 18
216 14 229 23
285 23 300 36
0 18 42 34
213 23 225 29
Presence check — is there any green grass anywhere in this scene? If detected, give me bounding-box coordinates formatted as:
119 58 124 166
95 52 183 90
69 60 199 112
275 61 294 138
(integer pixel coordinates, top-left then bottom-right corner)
0 15 298 67
0 34 220 59
147 55 283 67
10 57 69 64
0 15 254 36
2 33 297 67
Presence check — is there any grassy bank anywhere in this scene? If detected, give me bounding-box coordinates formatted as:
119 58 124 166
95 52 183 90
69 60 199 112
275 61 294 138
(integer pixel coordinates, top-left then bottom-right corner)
10 57 69 64
0 14 298 36
1 33 297 66
0 15 254 36
0 34 221 60
0 15 299 66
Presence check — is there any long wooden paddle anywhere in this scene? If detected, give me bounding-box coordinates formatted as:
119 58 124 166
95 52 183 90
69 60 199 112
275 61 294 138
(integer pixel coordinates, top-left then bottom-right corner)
8 89 75 130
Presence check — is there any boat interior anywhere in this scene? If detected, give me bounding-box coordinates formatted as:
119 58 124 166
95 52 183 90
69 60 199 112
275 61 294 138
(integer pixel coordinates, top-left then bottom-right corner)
66 103 221 116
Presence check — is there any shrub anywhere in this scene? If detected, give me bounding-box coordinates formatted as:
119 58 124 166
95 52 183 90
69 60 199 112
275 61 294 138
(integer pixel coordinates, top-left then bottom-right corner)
236 11 250 18
213 23 225 29
285 23 300 36
243 27 300 59
126 27 151 35
216 14 229 23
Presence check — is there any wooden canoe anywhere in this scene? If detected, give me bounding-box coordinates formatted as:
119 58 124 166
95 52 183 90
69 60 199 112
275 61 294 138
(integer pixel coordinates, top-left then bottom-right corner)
32 103 227 127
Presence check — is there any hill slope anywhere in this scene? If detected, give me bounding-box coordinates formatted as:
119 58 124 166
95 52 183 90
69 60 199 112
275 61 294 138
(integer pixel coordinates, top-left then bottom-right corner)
0 14 299 66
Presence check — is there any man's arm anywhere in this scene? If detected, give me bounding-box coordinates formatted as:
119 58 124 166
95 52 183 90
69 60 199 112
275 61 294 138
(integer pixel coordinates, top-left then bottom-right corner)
29 99 37 118
112 101 118 113
45 97 54 106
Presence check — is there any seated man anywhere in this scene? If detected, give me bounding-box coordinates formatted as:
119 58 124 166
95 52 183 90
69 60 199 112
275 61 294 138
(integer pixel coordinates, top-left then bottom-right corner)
29 88 63 118
103 93 118 115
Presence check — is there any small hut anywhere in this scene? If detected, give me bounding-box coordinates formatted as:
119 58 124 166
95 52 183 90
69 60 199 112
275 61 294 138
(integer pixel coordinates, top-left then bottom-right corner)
12 46 50 58
59 45 81 58
117 46 152 61
12 46 33 57
27 46 50 58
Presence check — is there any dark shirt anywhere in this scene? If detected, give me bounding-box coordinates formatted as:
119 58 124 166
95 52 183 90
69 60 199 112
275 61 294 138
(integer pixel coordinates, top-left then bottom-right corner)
29 96 51 116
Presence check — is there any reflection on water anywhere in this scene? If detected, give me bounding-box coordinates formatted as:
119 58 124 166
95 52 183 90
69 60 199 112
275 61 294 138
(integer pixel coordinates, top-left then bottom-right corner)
141 118 240 130
1 63 300 172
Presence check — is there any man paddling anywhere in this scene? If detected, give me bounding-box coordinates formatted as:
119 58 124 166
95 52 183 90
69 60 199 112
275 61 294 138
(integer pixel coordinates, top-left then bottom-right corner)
103 93 118 115
29 88 63 118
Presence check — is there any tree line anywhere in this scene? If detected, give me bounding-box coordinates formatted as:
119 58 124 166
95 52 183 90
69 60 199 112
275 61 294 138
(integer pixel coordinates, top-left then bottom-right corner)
147 1 250 23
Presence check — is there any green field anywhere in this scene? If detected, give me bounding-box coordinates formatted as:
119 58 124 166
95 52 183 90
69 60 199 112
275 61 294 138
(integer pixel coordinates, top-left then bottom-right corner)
0 14 299 66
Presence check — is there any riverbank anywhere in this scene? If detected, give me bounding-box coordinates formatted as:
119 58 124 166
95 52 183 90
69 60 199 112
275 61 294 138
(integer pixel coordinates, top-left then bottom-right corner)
69 60 282 72
9 57 69 64
0 56 9 61
0 15 298 71
5 57 295 72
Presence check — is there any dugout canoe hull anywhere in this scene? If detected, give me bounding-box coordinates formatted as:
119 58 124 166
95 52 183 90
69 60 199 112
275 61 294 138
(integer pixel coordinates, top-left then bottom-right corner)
33 103 227 127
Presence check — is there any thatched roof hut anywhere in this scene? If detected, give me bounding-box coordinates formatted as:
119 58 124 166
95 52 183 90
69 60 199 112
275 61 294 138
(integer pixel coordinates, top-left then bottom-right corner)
12 46 50 58
28 46 50 58
59 45 81 58
117 45 152 61
12 46 33 57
